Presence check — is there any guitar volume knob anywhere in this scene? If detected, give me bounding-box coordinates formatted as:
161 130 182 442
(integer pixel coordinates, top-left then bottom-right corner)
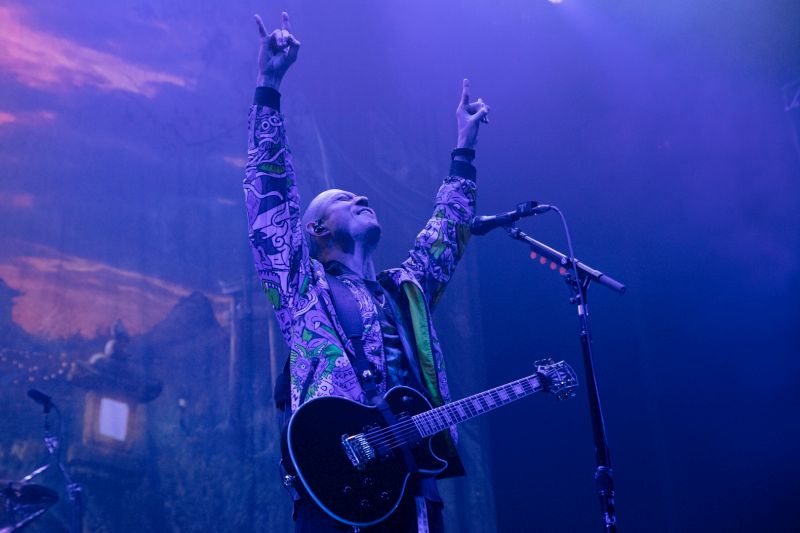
362 477 373 487
343 485 352 495
380 491 390 501
360 499 370 508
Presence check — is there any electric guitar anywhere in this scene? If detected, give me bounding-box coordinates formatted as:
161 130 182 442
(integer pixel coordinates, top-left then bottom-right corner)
286 358 578 527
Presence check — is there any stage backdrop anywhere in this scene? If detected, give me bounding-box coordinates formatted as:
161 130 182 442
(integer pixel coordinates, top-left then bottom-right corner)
1 1 798 532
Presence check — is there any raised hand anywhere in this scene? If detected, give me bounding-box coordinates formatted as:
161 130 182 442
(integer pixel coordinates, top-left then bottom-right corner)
255 11 300 89
456 78 490 149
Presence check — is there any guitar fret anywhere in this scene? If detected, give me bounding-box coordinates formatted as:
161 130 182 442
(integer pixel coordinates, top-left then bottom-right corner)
411 415 424 435
444 408 454 425
423 412 434 433
427 412 438 432
438 407 451 427
489 389 504 406
441 404 455 424
476 395 487 410
443 404 458 424
421 413 433 434
496 387 510 402
468 399 478 416
471 398 483 413
483 392 496 408
478 395 490 410
433 410 446 429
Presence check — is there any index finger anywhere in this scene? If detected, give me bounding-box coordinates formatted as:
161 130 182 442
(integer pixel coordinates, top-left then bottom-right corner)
460 78 470 107
281 11 291 32
254 14 267 38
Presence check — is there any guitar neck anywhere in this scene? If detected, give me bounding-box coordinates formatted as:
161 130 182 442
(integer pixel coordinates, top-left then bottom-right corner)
411 373 544 437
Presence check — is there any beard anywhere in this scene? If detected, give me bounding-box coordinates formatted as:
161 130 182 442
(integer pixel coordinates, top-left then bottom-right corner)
330 221 381 255
363 223 381 250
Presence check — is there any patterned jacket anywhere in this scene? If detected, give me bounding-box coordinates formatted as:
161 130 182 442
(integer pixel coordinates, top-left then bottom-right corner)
244 88 476 447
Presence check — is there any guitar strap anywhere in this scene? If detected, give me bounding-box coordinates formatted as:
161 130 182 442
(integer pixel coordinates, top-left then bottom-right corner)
325 272 420 475
273 268 420 493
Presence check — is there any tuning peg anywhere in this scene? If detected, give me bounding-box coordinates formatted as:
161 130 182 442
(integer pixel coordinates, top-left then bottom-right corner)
534 358 555 367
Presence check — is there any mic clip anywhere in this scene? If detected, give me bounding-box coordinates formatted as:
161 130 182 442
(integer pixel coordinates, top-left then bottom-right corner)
470 201 551 236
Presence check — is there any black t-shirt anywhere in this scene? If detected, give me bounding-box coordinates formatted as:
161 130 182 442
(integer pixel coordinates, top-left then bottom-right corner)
363 278 411 388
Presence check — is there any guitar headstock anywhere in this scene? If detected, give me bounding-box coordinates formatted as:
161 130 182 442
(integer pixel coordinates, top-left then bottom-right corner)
535 358 578 401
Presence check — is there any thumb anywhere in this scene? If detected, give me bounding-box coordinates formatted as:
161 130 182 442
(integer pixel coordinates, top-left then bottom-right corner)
286 36 300 62
470 106 490 123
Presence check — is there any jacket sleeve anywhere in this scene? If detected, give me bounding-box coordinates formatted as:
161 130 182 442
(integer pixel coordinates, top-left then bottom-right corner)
244 88 311 331
401 159 477 310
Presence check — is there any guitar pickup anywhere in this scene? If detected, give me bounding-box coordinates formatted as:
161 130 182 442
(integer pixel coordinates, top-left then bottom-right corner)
342 433 375 469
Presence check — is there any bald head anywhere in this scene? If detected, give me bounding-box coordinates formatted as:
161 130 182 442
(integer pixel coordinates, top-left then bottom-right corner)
302 188 381 260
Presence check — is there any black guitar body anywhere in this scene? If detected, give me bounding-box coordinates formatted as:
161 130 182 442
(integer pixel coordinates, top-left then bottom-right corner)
286 385 447 527
285 359 579 527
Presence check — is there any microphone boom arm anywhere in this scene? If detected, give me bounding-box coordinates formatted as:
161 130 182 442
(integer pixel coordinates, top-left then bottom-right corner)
506 227 626 294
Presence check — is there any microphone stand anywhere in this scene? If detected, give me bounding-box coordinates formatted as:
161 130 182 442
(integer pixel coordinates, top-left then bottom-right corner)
505 222 624 532
39 402 83 533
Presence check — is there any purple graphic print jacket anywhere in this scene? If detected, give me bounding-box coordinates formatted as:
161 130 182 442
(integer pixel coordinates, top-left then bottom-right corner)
244 89 476 443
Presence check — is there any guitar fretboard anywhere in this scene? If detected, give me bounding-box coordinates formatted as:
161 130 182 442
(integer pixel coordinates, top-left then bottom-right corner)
410 373 543 437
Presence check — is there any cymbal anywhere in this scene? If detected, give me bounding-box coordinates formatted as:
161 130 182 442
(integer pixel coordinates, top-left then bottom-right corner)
0 481 58 507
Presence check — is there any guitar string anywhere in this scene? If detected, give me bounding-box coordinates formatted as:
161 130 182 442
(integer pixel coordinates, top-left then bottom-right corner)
362 380 543 449
361 376 541 444
368 395 525 448
362 382 526 445
365 392 512 450
363 403 470 448
362 379 540 446
366 374 574 452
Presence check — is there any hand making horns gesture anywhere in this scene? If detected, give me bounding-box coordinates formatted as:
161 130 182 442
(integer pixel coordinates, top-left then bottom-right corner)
255 11 300 90
456 78 490 149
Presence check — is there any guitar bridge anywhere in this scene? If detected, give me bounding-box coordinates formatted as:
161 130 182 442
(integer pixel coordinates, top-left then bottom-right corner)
341 433 375 469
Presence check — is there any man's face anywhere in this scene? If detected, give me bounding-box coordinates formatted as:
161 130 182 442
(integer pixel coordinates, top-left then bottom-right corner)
316 189 381 248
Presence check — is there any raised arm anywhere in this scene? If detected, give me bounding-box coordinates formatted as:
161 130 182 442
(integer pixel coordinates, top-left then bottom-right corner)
402 79 490 310
244 13 306 325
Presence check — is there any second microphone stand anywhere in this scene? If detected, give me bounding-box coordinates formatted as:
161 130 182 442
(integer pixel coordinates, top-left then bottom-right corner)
506 222 624 533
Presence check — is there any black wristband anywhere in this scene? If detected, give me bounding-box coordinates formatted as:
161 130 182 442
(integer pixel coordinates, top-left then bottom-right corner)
449 160 477 181
451 148 476 162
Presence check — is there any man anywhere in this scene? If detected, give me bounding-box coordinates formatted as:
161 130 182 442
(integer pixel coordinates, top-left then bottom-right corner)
244 12 490 532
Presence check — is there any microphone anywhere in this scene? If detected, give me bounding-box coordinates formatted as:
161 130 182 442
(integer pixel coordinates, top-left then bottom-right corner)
27 389 53 413
470 201 551 235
